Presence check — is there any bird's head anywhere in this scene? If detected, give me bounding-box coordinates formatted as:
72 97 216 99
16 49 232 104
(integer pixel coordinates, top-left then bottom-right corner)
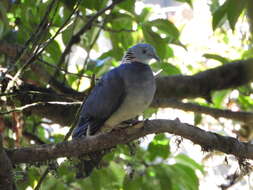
123 43 160 64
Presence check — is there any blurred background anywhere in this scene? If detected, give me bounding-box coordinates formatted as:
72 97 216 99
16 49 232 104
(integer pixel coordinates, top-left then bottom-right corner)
0 0 253 189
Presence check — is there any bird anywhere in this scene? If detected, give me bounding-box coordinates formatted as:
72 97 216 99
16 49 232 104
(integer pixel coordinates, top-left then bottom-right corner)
72 43 159 178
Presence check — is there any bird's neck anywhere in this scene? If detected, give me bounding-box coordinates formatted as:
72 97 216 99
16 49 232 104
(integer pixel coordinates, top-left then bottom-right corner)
121 51 135 64
121 51 148 64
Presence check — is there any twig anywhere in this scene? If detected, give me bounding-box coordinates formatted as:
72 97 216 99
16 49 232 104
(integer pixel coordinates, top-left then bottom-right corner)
76 23 103 90
6 1 80 93
2 0 58 87
34 168 50 190
54 0 125 78
0 90 80 102
152 99 253 124
38 58 92 78
33 98 84 190
94 23 136 33
0 101 81 115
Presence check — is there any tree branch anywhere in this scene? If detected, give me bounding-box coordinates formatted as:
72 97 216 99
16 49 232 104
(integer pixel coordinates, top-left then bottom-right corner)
54 0 125 77
0 134 15 190
0 40 84 97
1 40 253 125
6 119 253 164
152 99 253 124
155 59 253 100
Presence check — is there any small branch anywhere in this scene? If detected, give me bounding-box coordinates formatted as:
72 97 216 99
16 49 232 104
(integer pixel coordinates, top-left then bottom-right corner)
33 97 83 190
94 23 136 33
6 1 80 92
152 99 253 124
76 22 104 90
0 134 15 190
54 0 125 77
38 58 92 78
6 119 253 164
0 101 81 115
0 40 84 96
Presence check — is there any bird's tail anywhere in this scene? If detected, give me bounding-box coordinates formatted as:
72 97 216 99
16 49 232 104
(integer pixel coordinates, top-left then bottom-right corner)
72 119 106 178
76 151 104 178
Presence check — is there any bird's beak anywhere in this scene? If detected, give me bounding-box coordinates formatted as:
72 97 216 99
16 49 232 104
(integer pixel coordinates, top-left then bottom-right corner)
153 54 160 62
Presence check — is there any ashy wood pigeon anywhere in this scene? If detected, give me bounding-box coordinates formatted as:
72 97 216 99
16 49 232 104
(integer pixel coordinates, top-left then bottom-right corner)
72 43 159 177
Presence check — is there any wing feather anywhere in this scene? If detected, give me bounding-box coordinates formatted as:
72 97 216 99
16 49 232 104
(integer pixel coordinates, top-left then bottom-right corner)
72 67 125 138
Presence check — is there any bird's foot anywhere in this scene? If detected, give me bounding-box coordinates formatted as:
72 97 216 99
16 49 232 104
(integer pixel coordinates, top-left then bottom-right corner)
122 118 140 126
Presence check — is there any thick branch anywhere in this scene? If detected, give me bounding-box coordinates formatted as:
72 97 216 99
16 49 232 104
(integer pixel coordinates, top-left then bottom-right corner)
152 99 253 124
1 42 253 101
155 59 253 100
6 119 253 164
1 41 253 125
0 135 14 190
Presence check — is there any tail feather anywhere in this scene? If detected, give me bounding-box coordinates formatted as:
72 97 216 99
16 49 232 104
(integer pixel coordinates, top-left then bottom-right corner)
76 152 104 178
72 118 106 178
72 118 104 138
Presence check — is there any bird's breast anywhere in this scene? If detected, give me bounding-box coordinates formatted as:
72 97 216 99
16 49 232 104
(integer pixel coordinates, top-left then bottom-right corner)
104 65 156 128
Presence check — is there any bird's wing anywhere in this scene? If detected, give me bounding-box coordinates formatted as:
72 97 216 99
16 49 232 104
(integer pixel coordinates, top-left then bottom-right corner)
72 67 125 138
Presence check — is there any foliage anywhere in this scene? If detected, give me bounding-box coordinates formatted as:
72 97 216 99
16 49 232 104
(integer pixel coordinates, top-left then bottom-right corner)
0 0 253 189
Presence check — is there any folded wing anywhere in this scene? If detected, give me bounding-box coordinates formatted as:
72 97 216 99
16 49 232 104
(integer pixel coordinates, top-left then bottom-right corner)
72 68 126 138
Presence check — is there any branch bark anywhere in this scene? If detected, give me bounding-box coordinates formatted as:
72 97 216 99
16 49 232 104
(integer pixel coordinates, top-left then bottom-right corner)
152 99 253 124
0 134 15 190
6 119 253 164
0 40 84 97
1 41 253 125
155 59 253 100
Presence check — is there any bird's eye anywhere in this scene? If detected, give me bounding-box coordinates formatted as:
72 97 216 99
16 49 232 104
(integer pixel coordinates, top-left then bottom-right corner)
142 49 147 54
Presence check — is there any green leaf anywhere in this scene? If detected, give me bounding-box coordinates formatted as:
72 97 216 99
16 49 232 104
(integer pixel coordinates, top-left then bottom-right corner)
137 7 152 22
175 154 204 174
159 62 181 75
238 95 253 110
148 134 170 161
143 108 158 119
123 176 143 190
110 12 134 30
175 0 193 7
149 19 180 39
62 24 74 45
0 22 4 39
194 113 202 125
241 47 253 59
227 0 247 30
203 53 229 64
0 2 8 25
117 0 135 13
61 0 77 9
212 1 228 30
212 89 231 108
46 40 62 62
171 164 199 190
88 162 125 190
142 24 166 59
80 0 108 10
153 166 173 190
27 167 40 186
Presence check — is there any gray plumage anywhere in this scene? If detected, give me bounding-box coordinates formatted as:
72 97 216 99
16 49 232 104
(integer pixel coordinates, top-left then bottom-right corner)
72 43 159 177
73 43 158 138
